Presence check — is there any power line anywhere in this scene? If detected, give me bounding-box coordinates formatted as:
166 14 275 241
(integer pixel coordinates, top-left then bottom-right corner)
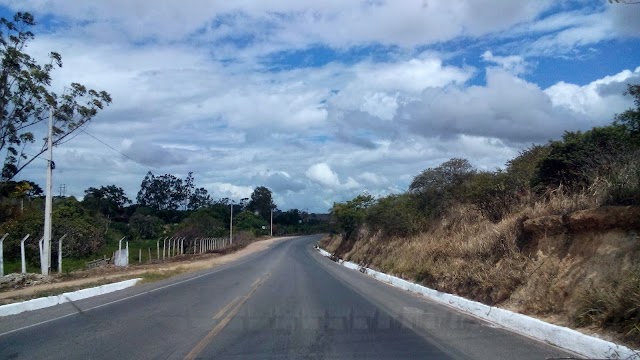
79 129 155 172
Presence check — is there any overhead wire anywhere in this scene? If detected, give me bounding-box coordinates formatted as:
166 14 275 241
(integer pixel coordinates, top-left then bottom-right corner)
78 129 156 173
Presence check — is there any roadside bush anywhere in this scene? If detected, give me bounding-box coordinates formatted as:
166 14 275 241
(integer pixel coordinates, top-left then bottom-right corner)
409 158 475 219
366 194 421 237
462 171 518 222
534 125 630 191
330 194 374 239
129 213 163 239
174 209 225 238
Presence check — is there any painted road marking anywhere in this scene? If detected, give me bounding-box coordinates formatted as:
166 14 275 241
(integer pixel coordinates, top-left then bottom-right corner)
184 273 271 360
213 296 242 320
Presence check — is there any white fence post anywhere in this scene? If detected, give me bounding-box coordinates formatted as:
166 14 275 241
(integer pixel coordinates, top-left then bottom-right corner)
156 238 160 260
20 234 30 274
172 238 177 256
163 237 167 260
38 237 43 267
0 234 7 276
0 234 7 277
57 234 67 274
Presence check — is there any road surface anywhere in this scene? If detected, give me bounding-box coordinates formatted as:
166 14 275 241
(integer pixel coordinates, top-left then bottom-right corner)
0 235 577 359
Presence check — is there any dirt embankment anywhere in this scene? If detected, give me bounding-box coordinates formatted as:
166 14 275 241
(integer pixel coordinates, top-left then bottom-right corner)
0 236 289 304
321 205 640 347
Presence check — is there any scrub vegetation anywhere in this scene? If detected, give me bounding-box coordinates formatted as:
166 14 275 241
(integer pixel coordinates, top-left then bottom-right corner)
324 84 640 347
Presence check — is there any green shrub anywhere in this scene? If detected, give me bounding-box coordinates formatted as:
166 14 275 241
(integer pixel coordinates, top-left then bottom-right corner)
366 194 420 237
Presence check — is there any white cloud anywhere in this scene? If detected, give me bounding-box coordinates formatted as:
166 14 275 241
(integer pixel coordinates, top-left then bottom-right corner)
398 66 636 143
2 1 638 213
481 50 528 75
545 66 640 120
305 163 359 190
207 183 254 200
1 0 556 50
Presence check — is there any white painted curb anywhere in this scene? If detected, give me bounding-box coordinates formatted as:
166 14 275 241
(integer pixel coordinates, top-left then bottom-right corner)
0 278 141 317
316 247 639 360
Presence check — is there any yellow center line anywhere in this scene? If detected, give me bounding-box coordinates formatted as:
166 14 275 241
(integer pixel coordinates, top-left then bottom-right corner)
184 272 272 360
213 296 242 320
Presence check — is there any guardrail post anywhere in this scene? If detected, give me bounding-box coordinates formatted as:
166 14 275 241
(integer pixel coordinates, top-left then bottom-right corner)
0 234 7 276
20 234 30 274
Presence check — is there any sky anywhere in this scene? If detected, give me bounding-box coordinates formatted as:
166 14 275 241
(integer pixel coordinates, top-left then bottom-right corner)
1 0 639 213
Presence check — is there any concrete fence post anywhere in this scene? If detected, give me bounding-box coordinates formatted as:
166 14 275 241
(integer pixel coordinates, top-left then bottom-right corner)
0 233 7 277
156 238 160 260
38 237 44 273
163 237 167 260
139 248 142 264
20 234 30 274
57 234 67 274
148 248 151 262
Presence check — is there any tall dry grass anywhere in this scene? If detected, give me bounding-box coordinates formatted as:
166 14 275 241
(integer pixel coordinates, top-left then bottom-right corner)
320 183 640 346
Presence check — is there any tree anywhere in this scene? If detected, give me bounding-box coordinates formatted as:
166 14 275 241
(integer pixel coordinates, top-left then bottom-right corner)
129 212 163 239
82 185 131 218
174 209 224 238
409 158 475 217
409 158 474 193
614 84 640 139
188 187 212 210
330 193 374 239
0 12 112 180
235 211 268 234
533 126 629 189
0 180 42 198
275 209 302 226
136 171 186 210
247 186 276 221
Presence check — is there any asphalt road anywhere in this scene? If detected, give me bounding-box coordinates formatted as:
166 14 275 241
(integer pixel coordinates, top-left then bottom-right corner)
0 235 578 359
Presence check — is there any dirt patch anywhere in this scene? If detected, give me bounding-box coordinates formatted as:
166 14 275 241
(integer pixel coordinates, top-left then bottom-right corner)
0 236 291 304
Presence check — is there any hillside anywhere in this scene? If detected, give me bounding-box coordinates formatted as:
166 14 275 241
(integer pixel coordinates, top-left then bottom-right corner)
322 84 640 347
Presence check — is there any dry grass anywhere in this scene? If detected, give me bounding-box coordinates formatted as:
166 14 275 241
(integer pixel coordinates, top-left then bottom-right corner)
322 188 640 347
572 269 640 347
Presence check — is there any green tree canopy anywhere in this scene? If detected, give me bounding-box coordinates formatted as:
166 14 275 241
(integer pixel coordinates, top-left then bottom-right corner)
330 193 374 239
247 186 276 221
82 185 131 219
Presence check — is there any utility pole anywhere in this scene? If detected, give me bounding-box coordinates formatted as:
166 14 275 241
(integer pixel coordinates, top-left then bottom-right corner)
42 107 54 276
229 201 234 245
270 208 273 237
